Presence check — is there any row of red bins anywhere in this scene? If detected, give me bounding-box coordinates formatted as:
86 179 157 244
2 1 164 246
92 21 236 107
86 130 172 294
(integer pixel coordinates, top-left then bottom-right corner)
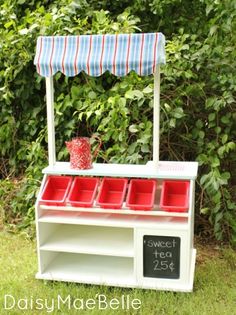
40 176 189 212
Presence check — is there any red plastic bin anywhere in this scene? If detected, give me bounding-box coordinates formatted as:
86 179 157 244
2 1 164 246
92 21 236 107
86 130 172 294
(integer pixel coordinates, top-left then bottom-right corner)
160 180 190 212
67 177 99 207
126 179 157 210
40 176 73 206
96 177 128 209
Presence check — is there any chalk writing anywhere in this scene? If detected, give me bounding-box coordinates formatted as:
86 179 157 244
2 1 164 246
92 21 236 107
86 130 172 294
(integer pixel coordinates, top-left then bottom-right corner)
143 235 181 279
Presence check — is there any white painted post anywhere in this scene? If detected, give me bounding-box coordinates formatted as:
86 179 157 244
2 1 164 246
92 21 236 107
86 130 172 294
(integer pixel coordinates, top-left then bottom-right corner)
45 76 56 166
153 66 160 169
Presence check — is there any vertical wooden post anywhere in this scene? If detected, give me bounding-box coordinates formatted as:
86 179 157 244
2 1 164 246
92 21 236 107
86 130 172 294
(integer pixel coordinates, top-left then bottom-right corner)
45 76 56 166
153 66 160 169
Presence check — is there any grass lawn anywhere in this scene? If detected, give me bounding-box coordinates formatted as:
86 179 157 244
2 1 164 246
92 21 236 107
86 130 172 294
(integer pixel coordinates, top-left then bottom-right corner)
0 230 236 315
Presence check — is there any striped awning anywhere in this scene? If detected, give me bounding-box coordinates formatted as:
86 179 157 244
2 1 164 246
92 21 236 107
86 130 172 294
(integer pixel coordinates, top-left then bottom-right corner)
34 33 165 77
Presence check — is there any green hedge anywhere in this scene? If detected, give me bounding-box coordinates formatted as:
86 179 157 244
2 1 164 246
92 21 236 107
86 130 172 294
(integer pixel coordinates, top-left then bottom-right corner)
0 0 235 243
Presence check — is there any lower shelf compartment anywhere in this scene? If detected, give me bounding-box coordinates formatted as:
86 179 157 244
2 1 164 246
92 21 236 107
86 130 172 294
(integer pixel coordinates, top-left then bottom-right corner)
39 252 135 286
39 223 134 257
36 250 197 291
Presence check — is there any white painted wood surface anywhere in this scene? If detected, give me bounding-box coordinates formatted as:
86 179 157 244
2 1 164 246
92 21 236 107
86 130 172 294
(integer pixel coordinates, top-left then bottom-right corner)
42 161 198 179
39 224 134 257
36 246 196 292
45 77 56 166
38 211 189 230
37 253 134 286
153 67 160 169
39 204 190 217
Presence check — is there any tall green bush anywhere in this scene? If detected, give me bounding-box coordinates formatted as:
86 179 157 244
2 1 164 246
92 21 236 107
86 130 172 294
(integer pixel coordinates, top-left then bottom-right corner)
0 0 235 243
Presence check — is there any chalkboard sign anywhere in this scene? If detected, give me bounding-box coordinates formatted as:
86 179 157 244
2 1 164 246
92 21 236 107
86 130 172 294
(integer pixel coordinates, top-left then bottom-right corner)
143 235 180 279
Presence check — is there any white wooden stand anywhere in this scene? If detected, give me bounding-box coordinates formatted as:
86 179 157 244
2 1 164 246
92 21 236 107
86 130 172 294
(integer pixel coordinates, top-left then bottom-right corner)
35 161 197 292
34 42 198 291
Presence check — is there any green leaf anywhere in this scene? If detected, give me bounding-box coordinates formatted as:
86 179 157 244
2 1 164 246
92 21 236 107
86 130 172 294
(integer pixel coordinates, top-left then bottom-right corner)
172 107 184 119
215 126 221 134
4 21 14 28
125 90 134 99
205 97 216 109
125 90 143 100
164 103 171 112
200 207 209 215
129 125 139 133
209 25 218 36
181 44 189 50
217 146 225 157
221 115 230 124
128 142 137 154
143 86 152 94
141 144 150 153
227 142 235 150
196 120 203 129
71 86 80 99
221 172 230 181
169 118 176 128
199 131 205 139
212 191 221 203
208 113 215 122
215 211 223 223
19 28 29 35
222 134 228 144
118 97 126 107
197 154 208 165
200 174 209 186
88 91 97 99
210 156 220 167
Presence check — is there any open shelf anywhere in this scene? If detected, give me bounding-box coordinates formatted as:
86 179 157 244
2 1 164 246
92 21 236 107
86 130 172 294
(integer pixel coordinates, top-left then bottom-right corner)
42 161 198 180
37 252 135 287
39 204 190 217
39 224 134 257
38 211 189 230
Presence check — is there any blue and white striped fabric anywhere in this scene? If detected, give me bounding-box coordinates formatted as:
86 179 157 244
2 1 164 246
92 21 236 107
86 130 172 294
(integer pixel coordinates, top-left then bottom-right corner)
34 33 165 77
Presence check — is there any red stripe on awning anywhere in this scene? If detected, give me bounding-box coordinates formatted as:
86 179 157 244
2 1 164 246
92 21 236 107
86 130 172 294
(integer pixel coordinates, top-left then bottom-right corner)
100 35 105 75
62 37 68 74
126 34 131 74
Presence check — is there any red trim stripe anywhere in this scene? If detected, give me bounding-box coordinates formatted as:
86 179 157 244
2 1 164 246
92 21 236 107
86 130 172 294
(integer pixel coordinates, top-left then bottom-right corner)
100 35 105 75
49 37 55 76
36 37 43 75
61 36 68 74
139 33 145 75
112 34 118 75
87 35 92 75
152 33 158 73
74 36 80 74
126 34 131 74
